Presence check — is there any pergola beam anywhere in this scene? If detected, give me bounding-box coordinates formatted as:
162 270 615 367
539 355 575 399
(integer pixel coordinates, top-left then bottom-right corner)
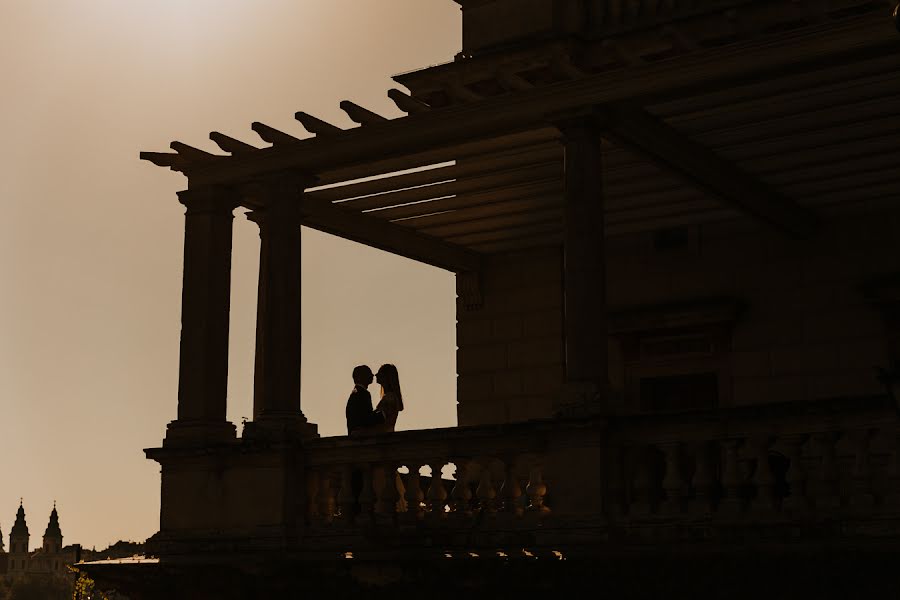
340 101 388 125
298 196 483 273
168 20 894 187
251 122 301 145
294 112 343 137
605 105 819 238
210 132 259 155
388 88 431 114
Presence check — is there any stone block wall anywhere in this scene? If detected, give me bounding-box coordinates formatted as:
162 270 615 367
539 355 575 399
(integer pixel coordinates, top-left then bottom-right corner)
604 208 899 410
456 247 564 426
457 209 899 425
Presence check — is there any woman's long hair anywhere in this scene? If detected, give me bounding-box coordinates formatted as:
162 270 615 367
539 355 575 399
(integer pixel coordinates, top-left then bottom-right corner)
377 363 404 411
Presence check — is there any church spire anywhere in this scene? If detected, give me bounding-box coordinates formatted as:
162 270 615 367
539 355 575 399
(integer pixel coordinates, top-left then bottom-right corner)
44 503 62 539
10 500 28 538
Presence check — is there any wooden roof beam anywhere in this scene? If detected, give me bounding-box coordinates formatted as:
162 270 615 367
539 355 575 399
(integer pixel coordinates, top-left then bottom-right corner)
251 122 301 145
294 111 343 137
602 39 647 67
387 88 431 114
209 132 259 155
605 105 819 238
170 141 220 162
497 67 534 92
661 24 700 52
139 151 186 172
550 52 587 80
444 79 482 103
174 20 897 187
340 101 388 126
139 142 222 174
298 196 483 273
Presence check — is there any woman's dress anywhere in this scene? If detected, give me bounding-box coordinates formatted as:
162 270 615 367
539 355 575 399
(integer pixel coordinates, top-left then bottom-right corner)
374 392 401 432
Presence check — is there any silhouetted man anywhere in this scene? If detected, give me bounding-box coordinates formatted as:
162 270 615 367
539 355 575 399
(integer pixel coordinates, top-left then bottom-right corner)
345 365 383 520
346 365 379 434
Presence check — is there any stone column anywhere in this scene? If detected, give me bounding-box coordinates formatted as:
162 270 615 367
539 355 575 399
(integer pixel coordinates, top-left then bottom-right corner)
557 115 609 415
861 274 900 402
246 173 318 438
165 186 239 447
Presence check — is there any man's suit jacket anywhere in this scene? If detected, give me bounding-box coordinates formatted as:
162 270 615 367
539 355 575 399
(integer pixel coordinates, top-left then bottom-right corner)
346 385 376 434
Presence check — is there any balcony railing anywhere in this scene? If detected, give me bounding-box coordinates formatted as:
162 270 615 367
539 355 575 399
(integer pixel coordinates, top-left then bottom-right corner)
299 395 900 555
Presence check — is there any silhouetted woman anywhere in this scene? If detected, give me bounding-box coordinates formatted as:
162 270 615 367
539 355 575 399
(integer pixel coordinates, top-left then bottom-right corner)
374 363 404 432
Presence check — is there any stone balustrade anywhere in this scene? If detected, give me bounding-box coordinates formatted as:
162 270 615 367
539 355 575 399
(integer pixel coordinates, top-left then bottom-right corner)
603 395 900 524
299 395 900 555
303 423 555 529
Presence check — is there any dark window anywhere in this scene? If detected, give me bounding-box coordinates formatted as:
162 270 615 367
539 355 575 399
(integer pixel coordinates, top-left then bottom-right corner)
640 372 719 411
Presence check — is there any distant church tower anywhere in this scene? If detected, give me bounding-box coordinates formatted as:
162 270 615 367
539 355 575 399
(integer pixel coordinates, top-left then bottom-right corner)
43 503 62 554
8 501 29 576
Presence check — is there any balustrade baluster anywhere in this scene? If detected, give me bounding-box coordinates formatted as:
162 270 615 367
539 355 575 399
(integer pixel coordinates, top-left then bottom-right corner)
609 0 623 24
501 459 525 517
336 465 355 523
884 429 900 510
689 441 714 517
449 461 473 517
526 465 550 514
357 465 376 523
426 462 449 518
630 446 653 517
625 0 642 20
476 463 498 516
660 442 685 516
607 443 626 520
719 439 744 516
404 463 425 521
306 470 320 524
318 471 336 524
592 0 607 27
812 432 840 512
782 435 810 514
850 429 875 509
375 462 402 522
749 436 776 515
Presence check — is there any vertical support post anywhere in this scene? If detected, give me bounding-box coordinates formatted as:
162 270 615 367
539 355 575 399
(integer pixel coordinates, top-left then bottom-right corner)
556 114 609 415
861 275 900 402
245 173 318 439
165 186 239 447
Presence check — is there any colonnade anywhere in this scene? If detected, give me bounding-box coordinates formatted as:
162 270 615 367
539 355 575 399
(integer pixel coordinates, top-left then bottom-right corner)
164 173 315 446
164 116 611 445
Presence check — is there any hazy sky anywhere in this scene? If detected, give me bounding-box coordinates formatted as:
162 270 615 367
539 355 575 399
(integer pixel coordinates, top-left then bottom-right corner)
0 0 460 550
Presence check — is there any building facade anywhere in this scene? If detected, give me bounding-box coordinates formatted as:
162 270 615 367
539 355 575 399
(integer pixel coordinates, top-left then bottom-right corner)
83 1 900 597
2 502 82 581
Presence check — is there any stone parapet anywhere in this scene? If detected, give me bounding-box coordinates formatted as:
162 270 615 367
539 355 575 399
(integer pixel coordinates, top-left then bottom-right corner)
145 394 900 561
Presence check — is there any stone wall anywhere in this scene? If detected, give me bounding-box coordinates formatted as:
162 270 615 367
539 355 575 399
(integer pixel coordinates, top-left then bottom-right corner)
457 209 899 425
456 247 564 426
606 209 897 410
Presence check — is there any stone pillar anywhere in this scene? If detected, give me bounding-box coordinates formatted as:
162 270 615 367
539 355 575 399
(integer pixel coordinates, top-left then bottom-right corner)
862 274 900 403
557 115 609 415
165 186 239 447
246 173 318 438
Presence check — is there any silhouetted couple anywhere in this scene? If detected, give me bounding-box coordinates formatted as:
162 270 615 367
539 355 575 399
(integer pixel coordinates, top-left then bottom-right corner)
345 364 404 435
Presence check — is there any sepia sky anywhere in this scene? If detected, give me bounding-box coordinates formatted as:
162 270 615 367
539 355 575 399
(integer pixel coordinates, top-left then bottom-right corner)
0 0 460 550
